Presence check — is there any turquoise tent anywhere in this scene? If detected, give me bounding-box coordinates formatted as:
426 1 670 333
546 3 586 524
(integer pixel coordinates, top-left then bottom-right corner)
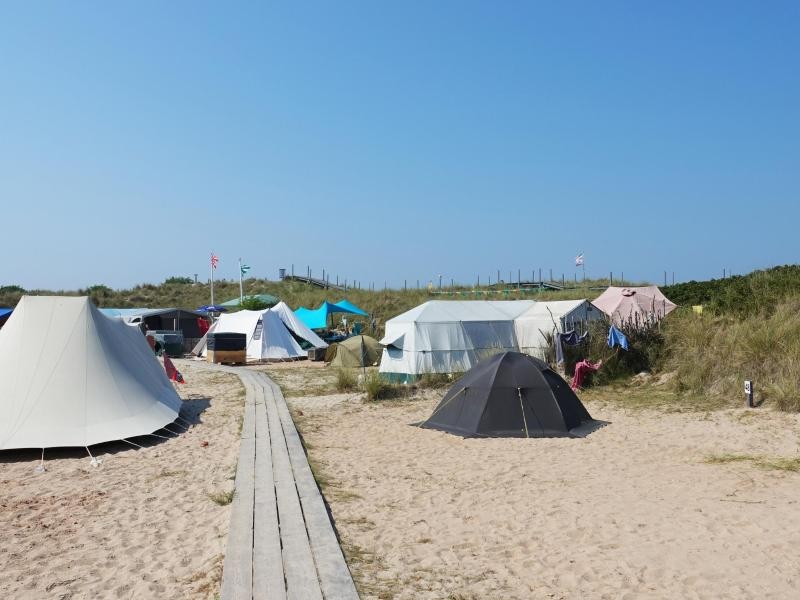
334 299 368 316
295 300 368 330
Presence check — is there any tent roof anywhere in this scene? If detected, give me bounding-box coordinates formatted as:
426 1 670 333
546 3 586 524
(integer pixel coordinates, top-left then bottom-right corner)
100 307 206 319
592 286 677 324
295 300 367 330
387 300 535 324
0 296 181 450
99 307 151 318
515 299 593 320
219 294 279 308
269 302 328 349
334 299 368 316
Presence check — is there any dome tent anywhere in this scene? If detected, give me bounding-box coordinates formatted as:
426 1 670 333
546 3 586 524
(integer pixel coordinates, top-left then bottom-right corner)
0 296 182 450
329 335 382 367
420 352 597 438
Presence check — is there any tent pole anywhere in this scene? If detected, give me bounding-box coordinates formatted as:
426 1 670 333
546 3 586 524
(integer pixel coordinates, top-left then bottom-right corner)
517 388 530 438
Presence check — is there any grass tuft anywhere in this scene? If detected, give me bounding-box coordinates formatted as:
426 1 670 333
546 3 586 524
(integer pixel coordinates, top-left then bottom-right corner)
208 489 235 505
705 453 800 472
335 368 358 392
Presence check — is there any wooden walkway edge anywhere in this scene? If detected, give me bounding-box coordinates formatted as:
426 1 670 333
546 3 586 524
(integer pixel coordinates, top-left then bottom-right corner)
200 365 359 600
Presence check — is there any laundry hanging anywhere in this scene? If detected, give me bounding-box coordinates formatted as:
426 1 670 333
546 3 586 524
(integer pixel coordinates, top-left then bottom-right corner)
555 329 589 365
607 325 629 351
571 359 602 390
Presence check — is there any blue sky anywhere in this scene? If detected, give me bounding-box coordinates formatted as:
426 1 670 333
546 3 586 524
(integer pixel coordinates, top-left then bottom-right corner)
1 1 798 290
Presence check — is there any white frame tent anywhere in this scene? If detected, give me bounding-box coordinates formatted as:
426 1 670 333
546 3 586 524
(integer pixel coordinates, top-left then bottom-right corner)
0 296 182 451
513 299 604 359
378 300 534 382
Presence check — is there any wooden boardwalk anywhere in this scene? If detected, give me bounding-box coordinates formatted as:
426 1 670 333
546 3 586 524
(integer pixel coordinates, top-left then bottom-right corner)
199 365 359 600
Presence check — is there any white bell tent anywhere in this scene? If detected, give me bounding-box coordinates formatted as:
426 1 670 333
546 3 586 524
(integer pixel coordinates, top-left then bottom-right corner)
204 309 306 361
0 296 182 451
269 301 328 349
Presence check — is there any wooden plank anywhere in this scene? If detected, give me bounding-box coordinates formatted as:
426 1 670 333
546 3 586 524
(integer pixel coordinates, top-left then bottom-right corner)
220 380 256 600
263 379 324 600
220 373 258 600
267 378 359 600
252 381 286 600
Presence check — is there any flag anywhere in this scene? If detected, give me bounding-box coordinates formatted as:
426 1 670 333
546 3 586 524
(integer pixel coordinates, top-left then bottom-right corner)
240 263 251 277
575 253 584 267
211 253 219 269
163 355 185 384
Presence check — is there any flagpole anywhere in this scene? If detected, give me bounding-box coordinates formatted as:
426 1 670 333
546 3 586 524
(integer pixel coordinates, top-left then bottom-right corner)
239 257 244 304
210 253 215 306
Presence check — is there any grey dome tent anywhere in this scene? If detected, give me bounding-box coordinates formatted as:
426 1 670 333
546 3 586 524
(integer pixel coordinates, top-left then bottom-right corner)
420 351 597 438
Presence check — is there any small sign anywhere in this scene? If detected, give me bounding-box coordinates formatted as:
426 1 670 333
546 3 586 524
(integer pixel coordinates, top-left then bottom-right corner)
744 380 752 394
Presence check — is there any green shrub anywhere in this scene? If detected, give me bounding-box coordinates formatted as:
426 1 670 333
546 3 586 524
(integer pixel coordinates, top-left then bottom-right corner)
164 276 193 285
239 296 271 311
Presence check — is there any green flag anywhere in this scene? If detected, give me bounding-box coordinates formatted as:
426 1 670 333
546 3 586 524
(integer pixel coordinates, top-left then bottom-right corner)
240 264 251 276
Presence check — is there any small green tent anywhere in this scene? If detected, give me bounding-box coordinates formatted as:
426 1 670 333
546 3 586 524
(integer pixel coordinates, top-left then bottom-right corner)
329 335 382 367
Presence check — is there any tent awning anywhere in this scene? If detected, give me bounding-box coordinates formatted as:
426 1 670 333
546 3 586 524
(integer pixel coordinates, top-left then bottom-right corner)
295 300 367 330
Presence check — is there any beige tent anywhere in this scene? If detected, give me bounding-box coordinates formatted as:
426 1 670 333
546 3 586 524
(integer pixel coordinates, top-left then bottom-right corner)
592 286 677 326
0 296 182 450
329 335 382 368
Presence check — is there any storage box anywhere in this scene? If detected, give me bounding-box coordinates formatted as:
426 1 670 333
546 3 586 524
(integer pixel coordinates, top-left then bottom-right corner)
207 332 246 364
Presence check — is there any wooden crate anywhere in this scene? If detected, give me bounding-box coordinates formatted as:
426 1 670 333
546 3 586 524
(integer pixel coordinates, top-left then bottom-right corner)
208 349 246 365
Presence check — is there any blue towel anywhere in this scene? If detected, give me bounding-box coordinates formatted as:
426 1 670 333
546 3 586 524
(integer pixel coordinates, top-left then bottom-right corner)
607 325 629 350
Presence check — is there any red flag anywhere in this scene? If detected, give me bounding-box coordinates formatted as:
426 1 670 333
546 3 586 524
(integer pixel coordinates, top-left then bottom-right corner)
163 356 185 384
210 253 219 269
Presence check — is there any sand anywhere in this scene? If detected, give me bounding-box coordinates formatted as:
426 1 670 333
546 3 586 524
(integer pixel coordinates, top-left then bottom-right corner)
290 388 800 599
0 361 244 600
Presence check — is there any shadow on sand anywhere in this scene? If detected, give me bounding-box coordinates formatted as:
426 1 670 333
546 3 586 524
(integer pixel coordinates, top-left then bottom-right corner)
0 396 211 465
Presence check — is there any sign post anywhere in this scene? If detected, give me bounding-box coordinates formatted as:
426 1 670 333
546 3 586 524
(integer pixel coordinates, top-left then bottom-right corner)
744 380 754 408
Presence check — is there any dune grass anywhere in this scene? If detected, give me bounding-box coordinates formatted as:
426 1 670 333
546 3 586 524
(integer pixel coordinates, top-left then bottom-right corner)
705 453 800 472
662 300 800 411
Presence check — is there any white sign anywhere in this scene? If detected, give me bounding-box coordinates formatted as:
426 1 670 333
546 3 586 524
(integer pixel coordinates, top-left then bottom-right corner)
744 380 752 394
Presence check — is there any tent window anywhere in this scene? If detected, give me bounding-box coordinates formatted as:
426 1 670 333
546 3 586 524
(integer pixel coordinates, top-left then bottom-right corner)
253 319 263 340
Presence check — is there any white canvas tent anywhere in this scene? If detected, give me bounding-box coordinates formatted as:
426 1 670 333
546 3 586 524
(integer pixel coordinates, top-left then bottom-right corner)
269 301 328 349
378 300 534 381
200 309 306 361
514 300 603 358
0 296 181 450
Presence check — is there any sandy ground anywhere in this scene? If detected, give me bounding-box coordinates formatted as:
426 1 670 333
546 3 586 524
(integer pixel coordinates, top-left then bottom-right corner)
288 382 800 599
0 361 243 600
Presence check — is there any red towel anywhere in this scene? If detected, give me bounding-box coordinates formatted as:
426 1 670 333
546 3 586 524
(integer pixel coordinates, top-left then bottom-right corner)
571 359 602 391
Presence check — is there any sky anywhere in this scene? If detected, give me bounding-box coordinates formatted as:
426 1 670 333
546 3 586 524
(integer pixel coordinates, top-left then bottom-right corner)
1 1 798 290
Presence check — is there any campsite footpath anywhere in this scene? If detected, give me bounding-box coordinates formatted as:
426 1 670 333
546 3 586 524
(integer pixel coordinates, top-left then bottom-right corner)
0 362 244 600
264 362 800 600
